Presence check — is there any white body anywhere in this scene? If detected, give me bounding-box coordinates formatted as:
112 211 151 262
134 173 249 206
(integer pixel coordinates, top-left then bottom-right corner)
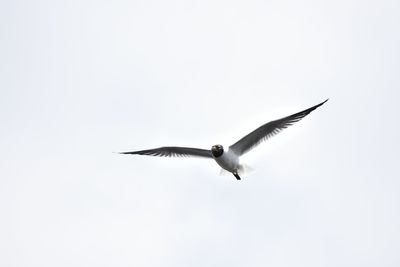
213 148 242 173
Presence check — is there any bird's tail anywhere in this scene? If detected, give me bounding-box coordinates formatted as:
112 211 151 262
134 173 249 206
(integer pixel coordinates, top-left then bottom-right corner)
219 164 254 179
238 164 254 175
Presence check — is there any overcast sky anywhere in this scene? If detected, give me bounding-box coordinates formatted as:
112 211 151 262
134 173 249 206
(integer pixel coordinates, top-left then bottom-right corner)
1 0 400 266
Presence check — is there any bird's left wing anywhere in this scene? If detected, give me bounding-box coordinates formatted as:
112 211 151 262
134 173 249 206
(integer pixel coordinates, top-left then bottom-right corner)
229 99 328 156
119 146 213 158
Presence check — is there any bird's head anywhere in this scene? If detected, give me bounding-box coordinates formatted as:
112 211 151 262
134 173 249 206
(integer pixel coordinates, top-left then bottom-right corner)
211 144 224 158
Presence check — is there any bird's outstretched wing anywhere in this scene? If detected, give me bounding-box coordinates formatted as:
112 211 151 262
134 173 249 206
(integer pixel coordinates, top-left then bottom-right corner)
119 146 213 158
229 99 328 156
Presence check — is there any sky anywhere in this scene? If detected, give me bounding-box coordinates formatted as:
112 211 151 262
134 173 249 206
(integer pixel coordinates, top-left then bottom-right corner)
1 0 400 266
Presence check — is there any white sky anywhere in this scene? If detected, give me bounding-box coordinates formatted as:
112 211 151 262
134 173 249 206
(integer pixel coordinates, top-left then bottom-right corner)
1 0 400 266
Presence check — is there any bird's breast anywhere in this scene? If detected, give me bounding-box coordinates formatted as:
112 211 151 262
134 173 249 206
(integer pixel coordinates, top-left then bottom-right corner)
214 149 240 172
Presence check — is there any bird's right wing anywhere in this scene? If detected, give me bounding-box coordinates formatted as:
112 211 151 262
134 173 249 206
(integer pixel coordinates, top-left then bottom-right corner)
229 99 328 156
119 146 213 158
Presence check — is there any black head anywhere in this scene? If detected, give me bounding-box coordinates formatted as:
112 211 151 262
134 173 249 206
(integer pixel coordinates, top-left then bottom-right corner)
211 144 224 158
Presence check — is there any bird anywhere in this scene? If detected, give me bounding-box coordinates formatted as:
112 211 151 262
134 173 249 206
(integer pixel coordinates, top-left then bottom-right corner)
119 99 328 180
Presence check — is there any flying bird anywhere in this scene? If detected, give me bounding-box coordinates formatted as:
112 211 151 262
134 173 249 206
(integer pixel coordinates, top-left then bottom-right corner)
119 99 328 180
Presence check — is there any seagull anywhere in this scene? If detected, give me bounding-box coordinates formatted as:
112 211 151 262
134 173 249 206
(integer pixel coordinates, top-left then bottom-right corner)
119 99 328 180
